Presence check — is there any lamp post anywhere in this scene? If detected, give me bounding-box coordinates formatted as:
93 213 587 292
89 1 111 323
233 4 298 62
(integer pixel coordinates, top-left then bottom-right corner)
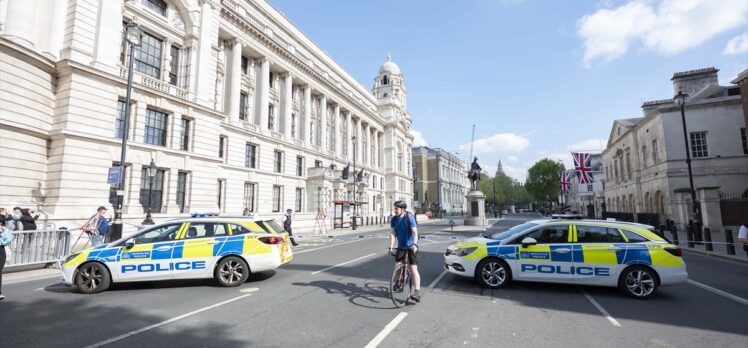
111 20 143 241
351 135 357 230
142 159 157 225
674 91 700 224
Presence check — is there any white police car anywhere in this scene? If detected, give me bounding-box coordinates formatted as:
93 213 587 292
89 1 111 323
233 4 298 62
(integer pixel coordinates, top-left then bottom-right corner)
444 220 687 298
60 215 293 293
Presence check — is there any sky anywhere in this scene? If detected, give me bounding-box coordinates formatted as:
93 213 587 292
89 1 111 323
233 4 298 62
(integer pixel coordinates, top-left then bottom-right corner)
270 0 748 182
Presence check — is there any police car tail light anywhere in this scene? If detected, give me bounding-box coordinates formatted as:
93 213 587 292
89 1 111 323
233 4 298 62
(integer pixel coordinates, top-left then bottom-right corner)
664 247 682 257
259 236 284 245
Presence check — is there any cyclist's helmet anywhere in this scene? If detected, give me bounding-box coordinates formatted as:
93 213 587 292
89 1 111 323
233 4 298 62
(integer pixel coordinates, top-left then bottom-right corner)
393 200 407 209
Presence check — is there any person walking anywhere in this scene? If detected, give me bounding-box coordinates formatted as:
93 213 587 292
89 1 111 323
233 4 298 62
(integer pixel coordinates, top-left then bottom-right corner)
282 209 299 246
85 206 109 247
18 208 39 231
738 222 748 259
7 208 23 231
0 225 15 301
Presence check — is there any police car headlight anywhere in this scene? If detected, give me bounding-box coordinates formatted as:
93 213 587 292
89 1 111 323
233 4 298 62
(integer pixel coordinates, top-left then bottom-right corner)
63 253 80 264
455 247 477 257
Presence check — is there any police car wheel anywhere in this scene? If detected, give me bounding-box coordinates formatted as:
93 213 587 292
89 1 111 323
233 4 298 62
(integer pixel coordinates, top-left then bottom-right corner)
75 262 111 294
618 265 658 299
476 258 510 289
215 256 250 287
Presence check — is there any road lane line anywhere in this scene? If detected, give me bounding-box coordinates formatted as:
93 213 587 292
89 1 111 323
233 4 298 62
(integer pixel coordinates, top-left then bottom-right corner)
84 294 252 348
580 288 622 327
294 239 366 254
687 280 748 306
428 270 448 290
310 253 376 275
364 312 408 348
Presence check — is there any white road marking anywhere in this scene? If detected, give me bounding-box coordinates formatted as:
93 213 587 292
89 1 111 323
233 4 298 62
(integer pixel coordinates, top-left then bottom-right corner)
580 288 622 327
310 253 376 275
5 275 60 285
364 312 408 348
687 280 748 306
294 239 366 254
33 287 44 291
428 270 448 290
84 294 251 348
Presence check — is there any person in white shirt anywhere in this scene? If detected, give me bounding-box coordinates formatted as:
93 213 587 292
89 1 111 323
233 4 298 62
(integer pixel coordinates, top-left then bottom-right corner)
738 222 748 258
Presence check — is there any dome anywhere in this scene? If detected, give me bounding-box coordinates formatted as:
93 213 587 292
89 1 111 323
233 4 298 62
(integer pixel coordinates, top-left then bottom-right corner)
378 52 400 75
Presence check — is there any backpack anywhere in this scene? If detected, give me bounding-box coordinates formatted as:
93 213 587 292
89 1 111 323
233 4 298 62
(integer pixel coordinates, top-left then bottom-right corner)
403 212 416 232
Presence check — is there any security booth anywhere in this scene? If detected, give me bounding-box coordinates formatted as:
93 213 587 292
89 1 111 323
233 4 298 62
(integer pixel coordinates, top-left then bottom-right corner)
333 200 352 228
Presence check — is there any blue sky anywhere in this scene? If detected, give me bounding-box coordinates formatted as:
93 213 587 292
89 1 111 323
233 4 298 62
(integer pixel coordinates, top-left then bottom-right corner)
271 0 748 182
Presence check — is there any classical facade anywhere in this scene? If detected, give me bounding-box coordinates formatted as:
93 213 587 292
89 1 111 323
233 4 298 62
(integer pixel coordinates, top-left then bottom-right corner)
602 67 747 229
0 0 414 232
412 147 468 215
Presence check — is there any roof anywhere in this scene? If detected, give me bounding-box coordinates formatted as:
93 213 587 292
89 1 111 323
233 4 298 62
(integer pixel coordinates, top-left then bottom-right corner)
671 67 718 79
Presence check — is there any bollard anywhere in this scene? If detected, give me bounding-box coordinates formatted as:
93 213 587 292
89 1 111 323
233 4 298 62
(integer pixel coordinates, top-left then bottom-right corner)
687 220 695 248
670 225 679 246
724 229 736 255
704 227 713 251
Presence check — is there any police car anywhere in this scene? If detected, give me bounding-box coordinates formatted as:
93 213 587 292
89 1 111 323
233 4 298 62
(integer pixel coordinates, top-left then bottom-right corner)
444 220 687 298
59 215 293 294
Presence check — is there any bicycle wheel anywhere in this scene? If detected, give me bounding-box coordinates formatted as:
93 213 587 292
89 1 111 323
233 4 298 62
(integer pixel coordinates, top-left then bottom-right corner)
390 264 410 307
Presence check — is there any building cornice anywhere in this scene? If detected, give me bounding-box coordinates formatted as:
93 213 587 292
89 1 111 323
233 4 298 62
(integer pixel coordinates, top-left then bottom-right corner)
0 37 57 75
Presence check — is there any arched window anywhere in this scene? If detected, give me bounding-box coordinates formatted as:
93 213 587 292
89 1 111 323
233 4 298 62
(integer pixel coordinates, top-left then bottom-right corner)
641 146 648 167
382 75 389 85
397 142 403 173
644 192 652 212
655 191 663 215
629 194 634 212
143 0 167 16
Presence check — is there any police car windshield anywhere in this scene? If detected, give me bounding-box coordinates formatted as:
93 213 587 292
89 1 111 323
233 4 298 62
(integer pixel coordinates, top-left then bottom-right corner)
489 222 538 240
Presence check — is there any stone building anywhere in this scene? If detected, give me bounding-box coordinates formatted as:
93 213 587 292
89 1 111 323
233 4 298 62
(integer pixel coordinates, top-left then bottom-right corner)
0 0 414 232
412 147 468 215
602 67 747 230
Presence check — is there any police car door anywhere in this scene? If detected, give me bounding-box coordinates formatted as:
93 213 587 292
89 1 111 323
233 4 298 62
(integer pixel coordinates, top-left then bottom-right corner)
514 224 573 283
173 222 229 279
117 223 184 282
572 224 626 285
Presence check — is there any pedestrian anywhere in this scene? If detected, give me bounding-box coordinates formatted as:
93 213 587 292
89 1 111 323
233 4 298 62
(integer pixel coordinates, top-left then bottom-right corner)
18 207 39 231
0 225 15 301
82 206 109 247
7 207 23 231
738 222 748 259
0 208 11 228
282 209 299 246
243 208 252 216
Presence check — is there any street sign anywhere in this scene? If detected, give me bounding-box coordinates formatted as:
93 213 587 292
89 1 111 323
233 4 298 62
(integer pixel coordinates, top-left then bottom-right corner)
107 167 122 185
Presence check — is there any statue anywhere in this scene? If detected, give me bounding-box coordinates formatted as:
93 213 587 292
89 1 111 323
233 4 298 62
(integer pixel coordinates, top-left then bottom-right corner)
468 157 482 190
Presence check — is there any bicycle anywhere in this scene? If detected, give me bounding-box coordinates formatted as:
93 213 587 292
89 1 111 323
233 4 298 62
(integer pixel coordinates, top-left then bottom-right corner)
389 247 413 307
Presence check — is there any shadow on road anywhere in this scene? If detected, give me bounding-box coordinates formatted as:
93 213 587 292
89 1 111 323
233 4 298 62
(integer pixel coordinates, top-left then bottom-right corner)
292 280 397 310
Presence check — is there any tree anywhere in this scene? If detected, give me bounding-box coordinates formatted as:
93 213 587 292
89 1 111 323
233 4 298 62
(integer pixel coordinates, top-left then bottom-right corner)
525 158 565 208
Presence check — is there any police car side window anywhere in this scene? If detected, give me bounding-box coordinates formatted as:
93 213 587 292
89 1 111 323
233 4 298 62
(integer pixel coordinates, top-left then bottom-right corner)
135 223 182 244
621 229 649 243
576 225 626 243
230 223 254 235
522 225 569 244
185 223 229 239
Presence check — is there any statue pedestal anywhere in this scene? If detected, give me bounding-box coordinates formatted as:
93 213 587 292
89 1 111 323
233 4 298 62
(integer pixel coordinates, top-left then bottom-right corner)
465 190 487 226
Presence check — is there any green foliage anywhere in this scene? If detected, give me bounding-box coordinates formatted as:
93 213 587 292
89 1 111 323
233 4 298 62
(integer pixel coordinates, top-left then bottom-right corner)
477 171 532 208
525 158 565 204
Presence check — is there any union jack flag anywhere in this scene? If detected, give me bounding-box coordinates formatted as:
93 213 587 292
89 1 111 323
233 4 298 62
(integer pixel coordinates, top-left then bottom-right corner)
572 152 594 184
560 171 570 194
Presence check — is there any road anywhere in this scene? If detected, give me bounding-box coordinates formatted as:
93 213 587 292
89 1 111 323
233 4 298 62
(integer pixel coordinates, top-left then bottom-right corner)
1 214 746 347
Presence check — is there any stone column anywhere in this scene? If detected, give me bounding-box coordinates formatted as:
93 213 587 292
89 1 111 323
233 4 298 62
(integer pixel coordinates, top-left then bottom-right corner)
362 123 369 165
2 0 36 46
373 129 379 168
283 73 293 139
90 0 120 73
258 57 270 129
346 112 353 159
357 118 364 162
698 188 723 230
227 39 242 122
333 104 340 155
319 95 327 150
194 0 218 107
123 165 143 215
303 85 312 146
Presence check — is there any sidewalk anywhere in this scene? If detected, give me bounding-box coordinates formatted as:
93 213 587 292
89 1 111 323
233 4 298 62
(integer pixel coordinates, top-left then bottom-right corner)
294 218 447 239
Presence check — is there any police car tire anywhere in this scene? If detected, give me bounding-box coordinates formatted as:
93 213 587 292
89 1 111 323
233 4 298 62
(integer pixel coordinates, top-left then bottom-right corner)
215 256 250 287
618 265 659 299
475 258 511 289
75 262 111 294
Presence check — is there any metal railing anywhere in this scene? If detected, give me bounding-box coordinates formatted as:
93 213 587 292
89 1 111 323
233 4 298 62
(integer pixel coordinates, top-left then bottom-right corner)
4 229 71 268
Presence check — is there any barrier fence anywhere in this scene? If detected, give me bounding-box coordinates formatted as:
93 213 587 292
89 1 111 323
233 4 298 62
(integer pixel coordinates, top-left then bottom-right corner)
4 229 72 268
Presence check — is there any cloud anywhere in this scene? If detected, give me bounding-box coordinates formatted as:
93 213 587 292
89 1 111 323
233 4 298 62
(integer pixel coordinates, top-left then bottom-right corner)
410 129 429 147
458 133 530 156
507 156 518 162
578 0 748 66
568 138 607 152
723 32 748 55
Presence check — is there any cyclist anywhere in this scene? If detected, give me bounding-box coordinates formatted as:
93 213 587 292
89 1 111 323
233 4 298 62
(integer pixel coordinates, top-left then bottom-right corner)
388 200 421 302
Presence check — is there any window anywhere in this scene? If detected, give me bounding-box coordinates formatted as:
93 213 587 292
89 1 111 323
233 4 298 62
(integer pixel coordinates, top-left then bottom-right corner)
217 179 224 212
244 182 256 212
641 146 648 167
169 45 179 85
133 31 162 78
296 156 304 176
625 151 631 178
115 100 129 139
241 56 248 75
381 178 384 190
274 150 283 173
587 184 593 192
576 225 626 243
621 229 649 243
144 108 168 146
179 118 190 151
245 143 257 168
134 223 181 244
142 0 167 16
690 131 708 158
382 75 389 85
315 160 322 167
268 104 275 130
219 135 227 159
239 92 249 121
139 167 165 213
291 113 297 138
741 128 747 155
184 223 229 239
176 171 187 213
269 72 274 88
295 188 303 212
372 174 377 189
652 139 659 163
519 225 569 244
272 186 282 212
229 223 254 235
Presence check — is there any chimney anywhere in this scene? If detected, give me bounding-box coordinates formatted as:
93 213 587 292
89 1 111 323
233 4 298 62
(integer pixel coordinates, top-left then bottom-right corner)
671 67 719 96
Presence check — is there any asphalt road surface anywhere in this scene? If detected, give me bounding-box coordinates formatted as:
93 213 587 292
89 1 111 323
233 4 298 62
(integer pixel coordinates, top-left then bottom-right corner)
1 214 746 348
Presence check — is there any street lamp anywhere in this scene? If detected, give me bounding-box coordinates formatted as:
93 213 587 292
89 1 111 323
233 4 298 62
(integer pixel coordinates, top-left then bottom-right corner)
111 20 143 240
674 91 700 225
351 135 357 230
142 158 157 225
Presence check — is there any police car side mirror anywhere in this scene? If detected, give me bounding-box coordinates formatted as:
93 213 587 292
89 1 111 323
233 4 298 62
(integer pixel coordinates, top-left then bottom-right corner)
521 237 537 248
125 238 135 249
